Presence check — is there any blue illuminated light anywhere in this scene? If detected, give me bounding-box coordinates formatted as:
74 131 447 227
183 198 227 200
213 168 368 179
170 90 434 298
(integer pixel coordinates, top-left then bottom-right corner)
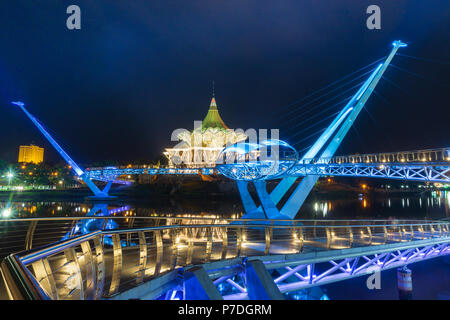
392 40 407 47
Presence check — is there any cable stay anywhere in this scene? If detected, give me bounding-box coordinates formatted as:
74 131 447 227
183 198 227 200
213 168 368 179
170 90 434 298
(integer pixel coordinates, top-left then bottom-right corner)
390 64 450 89
291 127 327 147
289 110 342 141
273 57 386 118
397 53 450 66
278 67 377 121
284 96 353 135
381 75 409 95
281 80 366 126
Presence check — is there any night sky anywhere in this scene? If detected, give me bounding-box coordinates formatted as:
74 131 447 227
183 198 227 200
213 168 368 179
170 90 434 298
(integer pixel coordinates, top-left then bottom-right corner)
0 1 448 164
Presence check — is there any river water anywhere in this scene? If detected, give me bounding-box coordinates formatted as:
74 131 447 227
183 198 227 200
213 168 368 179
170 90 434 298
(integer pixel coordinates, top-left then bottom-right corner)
1 190 448 220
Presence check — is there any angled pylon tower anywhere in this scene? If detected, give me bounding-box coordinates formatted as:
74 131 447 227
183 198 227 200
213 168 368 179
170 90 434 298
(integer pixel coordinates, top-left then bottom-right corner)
238 41 407 220
12 101 115 199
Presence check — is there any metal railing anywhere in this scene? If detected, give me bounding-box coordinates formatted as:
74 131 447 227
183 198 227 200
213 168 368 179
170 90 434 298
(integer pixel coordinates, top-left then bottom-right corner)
0 216 441 259
301 148 450 165
83 149 450 181
1 219 449 300
84 167 216 179
0 216 231 259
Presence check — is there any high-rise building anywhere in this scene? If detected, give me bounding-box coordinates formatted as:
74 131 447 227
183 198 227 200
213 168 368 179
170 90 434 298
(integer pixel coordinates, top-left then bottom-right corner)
18 145 44 164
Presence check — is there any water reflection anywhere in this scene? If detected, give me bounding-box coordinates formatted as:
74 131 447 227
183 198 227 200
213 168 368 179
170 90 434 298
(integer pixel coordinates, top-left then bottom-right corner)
313 201 330 217
0 200 244 220
300 190 449 219
0 190 449 220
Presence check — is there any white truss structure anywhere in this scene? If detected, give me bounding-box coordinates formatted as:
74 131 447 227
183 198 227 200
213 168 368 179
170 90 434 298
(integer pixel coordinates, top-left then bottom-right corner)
217 240 450 300
290 162 450 183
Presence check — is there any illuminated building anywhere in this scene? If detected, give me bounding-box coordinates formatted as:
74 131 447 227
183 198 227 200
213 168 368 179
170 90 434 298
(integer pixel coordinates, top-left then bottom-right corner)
18 145 44 164
164 96 247 168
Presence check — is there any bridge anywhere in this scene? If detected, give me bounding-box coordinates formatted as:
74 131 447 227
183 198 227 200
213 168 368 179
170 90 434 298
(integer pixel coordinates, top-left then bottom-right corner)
2 40 450 300
84 147 450 183
1 216 449 300
10 40 449 216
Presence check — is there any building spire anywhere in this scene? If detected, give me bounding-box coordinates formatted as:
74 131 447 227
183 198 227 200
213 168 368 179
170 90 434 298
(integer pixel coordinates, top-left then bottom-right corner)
210 80 217 108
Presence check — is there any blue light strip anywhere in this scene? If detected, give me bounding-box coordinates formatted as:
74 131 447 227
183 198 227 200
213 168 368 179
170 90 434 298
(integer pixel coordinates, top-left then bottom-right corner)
12 102 84 176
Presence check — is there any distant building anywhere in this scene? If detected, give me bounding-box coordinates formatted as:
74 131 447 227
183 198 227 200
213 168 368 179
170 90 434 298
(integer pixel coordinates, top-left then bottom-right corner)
18 145 44 164
164 96 247 168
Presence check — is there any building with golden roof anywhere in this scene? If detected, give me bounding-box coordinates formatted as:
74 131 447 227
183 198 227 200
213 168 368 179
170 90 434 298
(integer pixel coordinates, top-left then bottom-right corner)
164 96 247 167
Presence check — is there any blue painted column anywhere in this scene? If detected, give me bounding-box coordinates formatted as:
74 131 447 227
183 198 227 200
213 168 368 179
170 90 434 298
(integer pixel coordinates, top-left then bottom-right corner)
183 266 223 300
12 101 110 198
253 181 279 219
245 259 284 300
236 181 258 214
397 266 413 300
280 41 406 218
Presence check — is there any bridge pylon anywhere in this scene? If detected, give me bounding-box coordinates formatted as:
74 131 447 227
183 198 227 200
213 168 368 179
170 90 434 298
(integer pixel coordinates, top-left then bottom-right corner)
11 101 116 200
238 40 407 220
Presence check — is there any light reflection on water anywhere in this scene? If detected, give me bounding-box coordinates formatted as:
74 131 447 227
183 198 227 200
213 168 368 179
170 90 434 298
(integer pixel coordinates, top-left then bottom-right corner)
0 200 243 220
298 190 449 220
0 190 449 220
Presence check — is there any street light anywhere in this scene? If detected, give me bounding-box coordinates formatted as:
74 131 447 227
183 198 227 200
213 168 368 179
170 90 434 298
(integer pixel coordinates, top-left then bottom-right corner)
5 171 14 185
2 208 11 218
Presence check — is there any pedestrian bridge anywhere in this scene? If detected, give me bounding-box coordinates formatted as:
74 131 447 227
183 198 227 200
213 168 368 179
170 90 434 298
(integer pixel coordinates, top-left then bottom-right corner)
83 147 450 184
216 147 450 182
1 217 449 300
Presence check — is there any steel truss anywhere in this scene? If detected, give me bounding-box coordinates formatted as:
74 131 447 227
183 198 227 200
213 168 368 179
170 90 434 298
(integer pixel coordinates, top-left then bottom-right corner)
214 241 450 300
87 160 450 184
290 162 450 183
85 167 214 180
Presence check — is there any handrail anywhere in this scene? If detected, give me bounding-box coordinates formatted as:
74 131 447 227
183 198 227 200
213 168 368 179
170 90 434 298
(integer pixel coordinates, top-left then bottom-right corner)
20 231 102 265
1 254 50 300
2 219 449 300
1 216 445 259
300 147 450 165
19 221 449 264
1 216 444 223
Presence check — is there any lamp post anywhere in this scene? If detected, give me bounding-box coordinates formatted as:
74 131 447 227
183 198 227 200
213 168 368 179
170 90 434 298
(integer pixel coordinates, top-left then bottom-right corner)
6 171 14 186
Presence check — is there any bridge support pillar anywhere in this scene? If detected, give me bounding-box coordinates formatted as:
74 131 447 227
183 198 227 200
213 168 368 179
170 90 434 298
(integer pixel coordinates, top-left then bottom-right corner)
280 176 319 219
397 266 413 300
183 266 223 300
253 181 280 219
245 259 284 300
102 180 113 195
236 181 258 214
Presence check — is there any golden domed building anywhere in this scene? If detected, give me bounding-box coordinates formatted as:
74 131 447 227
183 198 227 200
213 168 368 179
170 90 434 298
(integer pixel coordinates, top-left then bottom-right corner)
164 96 247 168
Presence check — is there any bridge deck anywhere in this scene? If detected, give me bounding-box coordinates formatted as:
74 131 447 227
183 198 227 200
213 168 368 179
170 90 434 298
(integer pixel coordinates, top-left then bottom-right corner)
85 148 450 184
